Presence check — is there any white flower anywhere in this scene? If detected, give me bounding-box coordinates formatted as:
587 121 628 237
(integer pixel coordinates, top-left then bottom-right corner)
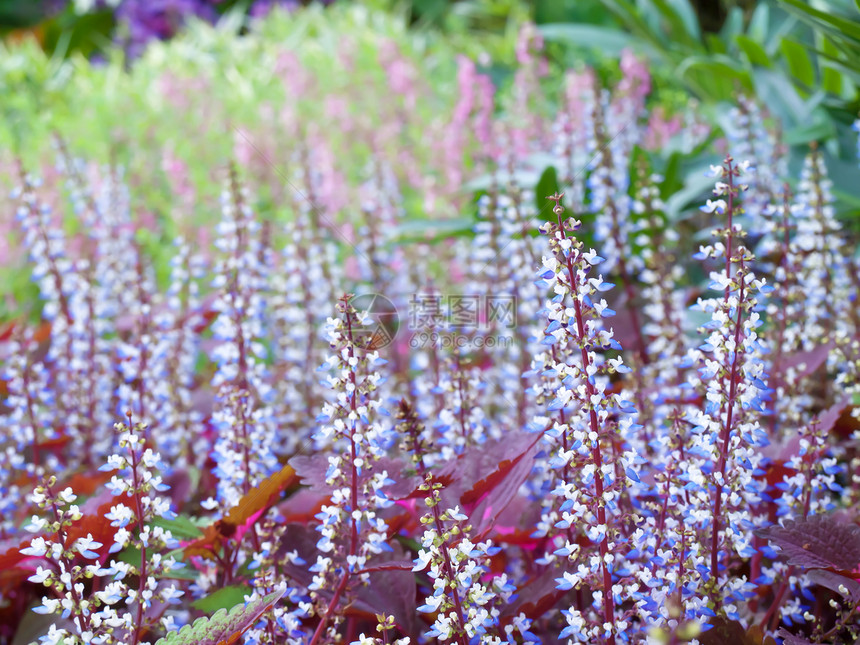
21 537 48 557
701 199 727 214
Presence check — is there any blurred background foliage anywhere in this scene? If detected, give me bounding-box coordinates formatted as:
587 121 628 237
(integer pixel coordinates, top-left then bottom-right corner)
0 0 858 322
1 0 858 213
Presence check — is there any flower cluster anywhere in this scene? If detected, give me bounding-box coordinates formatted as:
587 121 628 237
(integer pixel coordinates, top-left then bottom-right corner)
95 418 184 641
21 478 110 644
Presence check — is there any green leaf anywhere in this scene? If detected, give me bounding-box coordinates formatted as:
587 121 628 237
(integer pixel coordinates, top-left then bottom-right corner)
826 153 860 209
747 2 770 43
719 6 744 42
660 151 685 201
538 23 638 56
151 515 204 541
192 585 253 613
780 0 860 44
155 588 285 645
534 165 561 215
783 114 836 145
736 34 772 67
781 38 816 88
705 33 727 55
393 217 475 243
649 0 702 50
601 0 672 59
820 36 847 94
753 68 806 127
0 0 49 28
665 162 719 221
676 56 752 100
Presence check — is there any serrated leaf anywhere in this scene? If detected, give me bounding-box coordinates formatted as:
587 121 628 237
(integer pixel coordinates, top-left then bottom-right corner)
458 432 541 537
756 514 860 571
776 629 815 645
192 585 253 613
155 588 285 645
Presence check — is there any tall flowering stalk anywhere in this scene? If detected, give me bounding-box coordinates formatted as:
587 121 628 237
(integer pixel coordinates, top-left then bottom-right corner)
308 295 392 644
268 155 339 453
96 415 184 642
690 156 770 609
723 96 785 228
153 238 207 469
13 169 88 463
19 415 182 644
467 183 546 431
400 402 535 644
20 478 108 644
535 193 640 644
209 167 277 509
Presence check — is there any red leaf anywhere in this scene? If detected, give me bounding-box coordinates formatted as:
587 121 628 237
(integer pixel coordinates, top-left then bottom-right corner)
457 432 541 537
502 568 568 620
699 618 763 645
775 629 815 645
756 514 860 572
807 569 860 603
779 342 833 379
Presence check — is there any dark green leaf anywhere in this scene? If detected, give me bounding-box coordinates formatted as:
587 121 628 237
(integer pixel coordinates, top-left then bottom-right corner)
535 165 560 215
649 0 702 50
736 34 772 68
